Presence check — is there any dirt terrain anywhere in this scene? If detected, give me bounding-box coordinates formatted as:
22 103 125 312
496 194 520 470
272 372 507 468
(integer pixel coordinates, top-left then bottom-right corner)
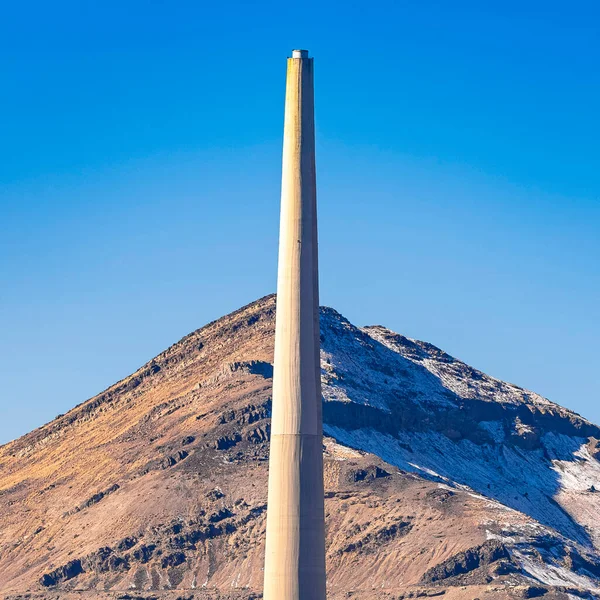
1 295 599 599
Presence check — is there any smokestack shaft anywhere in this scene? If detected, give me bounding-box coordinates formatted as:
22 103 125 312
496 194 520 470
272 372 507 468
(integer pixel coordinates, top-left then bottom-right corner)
263 51 326 600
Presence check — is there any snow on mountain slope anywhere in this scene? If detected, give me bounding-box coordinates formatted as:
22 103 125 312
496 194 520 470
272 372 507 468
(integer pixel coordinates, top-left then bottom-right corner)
364 325 553 409
318 307 600 591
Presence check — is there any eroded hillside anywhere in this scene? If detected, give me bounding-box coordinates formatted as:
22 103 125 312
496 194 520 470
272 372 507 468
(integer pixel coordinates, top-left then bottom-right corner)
1 295 599 600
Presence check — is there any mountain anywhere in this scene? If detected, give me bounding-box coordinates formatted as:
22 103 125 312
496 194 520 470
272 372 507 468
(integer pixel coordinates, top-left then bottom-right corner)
1 294 599 600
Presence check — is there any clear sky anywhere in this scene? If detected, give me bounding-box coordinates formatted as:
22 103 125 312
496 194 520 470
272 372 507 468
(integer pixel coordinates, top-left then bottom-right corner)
1 1 598 445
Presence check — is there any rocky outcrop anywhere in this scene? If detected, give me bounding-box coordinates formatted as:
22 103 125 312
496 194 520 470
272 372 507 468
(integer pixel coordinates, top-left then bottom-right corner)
38 501 265 587
38 559 83 586
63 483 120 517
420 540 510 584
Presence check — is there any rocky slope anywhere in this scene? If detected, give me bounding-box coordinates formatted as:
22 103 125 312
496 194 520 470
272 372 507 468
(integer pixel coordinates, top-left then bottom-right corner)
1 294 599 600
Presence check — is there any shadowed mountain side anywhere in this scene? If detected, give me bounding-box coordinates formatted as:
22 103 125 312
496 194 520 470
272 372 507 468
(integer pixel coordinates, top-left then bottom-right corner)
1 294 599 598
318 309 599 546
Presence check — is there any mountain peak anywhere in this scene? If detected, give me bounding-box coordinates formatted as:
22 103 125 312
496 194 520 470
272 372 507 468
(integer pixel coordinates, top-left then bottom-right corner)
1 297 599 598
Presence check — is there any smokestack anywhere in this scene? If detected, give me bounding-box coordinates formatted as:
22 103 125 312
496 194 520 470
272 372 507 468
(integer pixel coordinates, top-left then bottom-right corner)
263 50 327 599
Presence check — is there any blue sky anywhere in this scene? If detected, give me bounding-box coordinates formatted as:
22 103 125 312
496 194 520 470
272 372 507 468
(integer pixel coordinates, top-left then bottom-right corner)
1 1 598 444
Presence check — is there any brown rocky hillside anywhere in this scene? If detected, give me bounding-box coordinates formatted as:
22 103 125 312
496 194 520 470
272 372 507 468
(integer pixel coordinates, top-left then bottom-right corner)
1 295 599 600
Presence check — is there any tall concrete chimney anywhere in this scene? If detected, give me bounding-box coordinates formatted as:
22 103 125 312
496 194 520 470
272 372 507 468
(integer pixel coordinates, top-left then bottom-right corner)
263 50 326 600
